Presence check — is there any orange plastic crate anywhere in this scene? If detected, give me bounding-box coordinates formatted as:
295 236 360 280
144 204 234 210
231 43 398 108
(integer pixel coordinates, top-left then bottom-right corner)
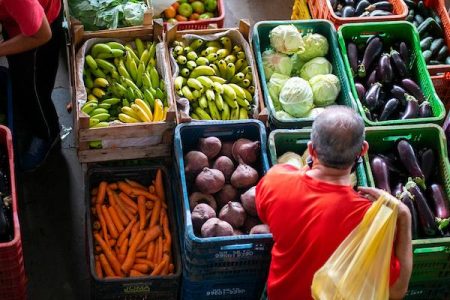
430 68 450 111
307 0 408 28
163 0 225 30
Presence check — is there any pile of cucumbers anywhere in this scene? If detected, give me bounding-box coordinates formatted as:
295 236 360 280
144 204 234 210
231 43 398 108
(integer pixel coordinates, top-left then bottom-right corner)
172 37 256 120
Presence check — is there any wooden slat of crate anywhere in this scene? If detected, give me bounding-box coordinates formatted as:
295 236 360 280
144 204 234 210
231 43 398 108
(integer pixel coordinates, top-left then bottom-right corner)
165 19 269 125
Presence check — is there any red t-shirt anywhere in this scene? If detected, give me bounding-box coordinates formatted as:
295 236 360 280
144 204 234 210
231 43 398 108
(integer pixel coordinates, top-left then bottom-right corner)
256 164 401 300
0 0 61 37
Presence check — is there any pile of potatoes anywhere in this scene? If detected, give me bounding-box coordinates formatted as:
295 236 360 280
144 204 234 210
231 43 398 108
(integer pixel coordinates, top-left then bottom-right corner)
184 136 270 238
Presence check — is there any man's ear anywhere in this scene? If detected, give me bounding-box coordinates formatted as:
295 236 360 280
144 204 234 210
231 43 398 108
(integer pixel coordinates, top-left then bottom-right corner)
360 141 369 157
307 141 316 158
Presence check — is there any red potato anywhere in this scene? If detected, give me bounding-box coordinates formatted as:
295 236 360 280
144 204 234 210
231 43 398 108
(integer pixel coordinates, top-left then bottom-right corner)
219 202 247 228
185 151 209 177
230 159 259 189
201 218 234 237
232 138 260 164
195 168 225 194
199 137 222 159
192 203 216 233
212 156 235 182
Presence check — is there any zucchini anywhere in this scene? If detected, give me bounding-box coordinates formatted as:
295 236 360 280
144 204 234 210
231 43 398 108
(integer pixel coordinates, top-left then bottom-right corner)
420 36 433 51
417 17 443 39
430 38 445 57
423 50 432 64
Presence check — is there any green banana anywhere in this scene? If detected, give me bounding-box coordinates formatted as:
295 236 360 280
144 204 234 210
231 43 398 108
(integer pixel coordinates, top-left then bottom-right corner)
231 107 240 120
231 72 245 84
222 93 238 109
191 113 200 120
186 51 198 61
90 108 109 116
189 66 215 78
107 42 125 50
91 43 113 58
221 101 230 120
91 112 110 121
149 67 160 89
196 57 209 66
98 103 111 109
187 78 204 91
220 37 232 52
102 98 121 105
195 107 212 120
226 63 236 81
144 89 155 109
95 58 116 73
136 62 145 87
224 55 237 64
190 39 204 51
210 76 227 84
83 69 94 89
214 92 224 111
81 102 98 114
85 55 98 71
198 95 208 109
197 76 213 89
213 82 224 94
181 86 194 101
186 61 197 71
208 101 221 120
135 38 145 57
239 107 249 119
174 76 185 91
143 72 152 89
205 89 215 102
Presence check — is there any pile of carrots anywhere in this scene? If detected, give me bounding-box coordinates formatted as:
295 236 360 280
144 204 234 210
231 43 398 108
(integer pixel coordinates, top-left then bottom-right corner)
90 169 174 279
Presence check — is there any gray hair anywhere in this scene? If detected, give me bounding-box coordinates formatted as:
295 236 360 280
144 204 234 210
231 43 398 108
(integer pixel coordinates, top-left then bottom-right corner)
311 106 365 169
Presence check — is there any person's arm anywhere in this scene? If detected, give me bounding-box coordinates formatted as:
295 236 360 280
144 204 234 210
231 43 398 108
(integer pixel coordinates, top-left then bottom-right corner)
0 16 51 56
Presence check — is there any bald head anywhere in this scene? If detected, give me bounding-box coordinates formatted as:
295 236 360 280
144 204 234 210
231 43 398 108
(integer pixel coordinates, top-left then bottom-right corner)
311 106 365 169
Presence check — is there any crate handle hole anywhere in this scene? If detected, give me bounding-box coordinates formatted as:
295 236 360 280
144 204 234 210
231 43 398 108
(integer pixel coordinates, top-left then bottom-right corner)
220 243 253 251
382 134 412 142
413 246 449 254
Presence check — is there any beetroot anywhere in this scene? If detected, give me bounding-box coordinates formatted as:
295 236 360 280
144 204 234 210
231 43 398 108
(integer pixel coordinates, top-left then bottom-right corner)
220 141 234 158
233 228 244 236
192 204 216 233
212 156 235 181
195 168 225 194
201 218 234 237
199 137 222 159
189 192 217 212
241 186 257 216
242 215 262 233
216 184 238 209
184 151 209 177
232 138 260 164
219 201 247 228
249 224 270 234
230 159 259 189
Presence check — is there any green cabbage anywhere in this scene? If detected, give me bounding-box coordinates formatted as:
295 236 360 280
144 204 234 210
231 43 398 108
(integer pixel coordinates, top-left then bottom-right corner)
298 33 329 61
279 77 314 117
269 25 305 55
275 111 296 120
123 2 147 26
307 107 326 118
262 49 293 79
309 74 341 107
268 73 290 111
299 57 333 80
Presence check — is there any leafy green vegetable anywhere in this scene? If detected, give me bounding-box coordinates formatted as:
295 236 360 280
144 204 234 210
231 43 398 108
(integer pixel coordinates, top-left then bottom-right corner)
309 74 341 107
298 33 329 61
262 49 292 79
279 77 314 118
269 25 305 55
268 73 290 111
299 57 332 81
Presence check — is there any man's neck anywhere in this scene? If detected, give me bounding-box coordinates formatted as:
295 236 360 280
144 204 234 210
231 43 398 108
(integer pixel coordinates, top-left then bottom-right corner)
305 163 352 186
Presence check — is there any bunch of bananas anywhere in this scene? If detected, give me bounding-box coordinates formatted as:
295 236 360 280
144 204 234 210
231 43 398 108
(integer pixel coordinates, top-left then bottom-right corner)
81 38 168 127
172 37 255 120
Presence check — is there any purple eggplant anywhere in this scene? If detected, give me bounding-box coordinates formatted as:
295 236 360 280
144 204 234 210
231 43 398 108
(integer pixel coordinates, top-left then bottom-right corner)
342 6 356 17
355 82 366 100
348 42 359 76
390 85 408 106
419 101 432 118
399 189 419 239
399 42 409 66
366 1 393 11
371 155 391 193
355 0 371 15
378 153 406 175
401 78 425 103
365 82 382 110
420 148 435 182
401 95 419 119
366 69 378 87
406 179 438 236
397 140 426 189
392 182 403 198
369 10 393 16
379 54 393 84
358 36 383 78
379 98 399 121
390 48 408 78
430 184 450 219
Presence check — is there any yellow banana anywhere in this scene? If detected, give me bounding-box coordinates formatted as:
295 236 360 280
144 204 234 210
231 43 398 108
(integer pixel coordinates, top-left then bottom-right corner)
231 72 245 84
186 51 198 61
243 88 253 102
222 93 238 109
248 85 255 95
191 112 200 120
239 107 249 119
135 99 153 121
221 101 230 120
215 92 224 111
174 76 185 91
192 90 201 99
131 103 151 122
204 47 219 55
119 113 139 123
217 60 227 78
220 37 232 52
213 82 224 94
226 63 236 81
206 41 222 48
210 76 227 84
199 95 208 109
205 89 215 102
217 49 230 59
231 107 240 120
87 94 98 103
208 101 221 120
195 107 212 120
190 39 204 51
196 57 210 66
135 38 145 58
237 79 251 89
196 76 213 89
224 55 237 64
181 86 195 101
85 55 98 71
190 66 215 78
236 97 250 109
229 83 246 99
94 77 109 88
180 68 190 78
153 99 164 122
91 43 113 58
177 55 187 65
187 78 204 91
223 84 237 100
209 63 220 75
186 61 197 71
121 106 140 120
163 107 168 121
245 73 253 81
92 88 106 99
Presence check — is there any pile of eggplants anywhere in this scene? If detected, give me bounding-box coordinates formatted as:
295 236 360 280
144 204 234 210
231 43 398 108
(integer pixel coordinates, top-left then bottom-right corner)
347 35 432 122
0 147 12 243
405 0 450 65
370 139 450 239
330 0 394 17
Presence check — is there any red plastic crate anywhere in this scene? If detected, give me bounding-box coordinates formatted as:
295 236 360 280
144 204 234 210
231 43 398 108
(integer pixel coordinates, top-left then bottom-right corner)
429 68 450 111
163 0 225 30
307 0 408 28
0 125 26 300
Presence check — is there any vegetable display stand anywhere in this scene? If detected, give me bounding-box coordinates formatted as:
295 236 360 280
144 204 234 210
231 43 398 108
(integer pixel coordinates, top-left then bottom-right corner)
173 120 272 298
165 20 268 124
252 20 356 129
267 129 368 187
307 0 407 28
163 0 225 30
429 68 450 111
71 20 177 163
291 0 312 20
0 126 26 300
338 21 445 126
363 125 450 288
85 165 181 300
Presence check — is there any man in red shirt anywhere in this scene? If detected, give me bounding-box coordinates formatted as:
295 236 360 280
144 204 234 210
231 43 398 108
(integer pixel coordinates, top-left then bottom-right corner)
256 106 412 300
0 0 62 171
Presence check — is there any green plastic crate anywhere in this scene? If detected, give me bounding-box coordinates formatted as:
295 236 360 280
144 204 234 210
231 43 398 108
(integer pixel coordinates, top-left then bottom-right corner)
337 21 446 126
267 129 368 187
363 124 450 283
252 20 357 129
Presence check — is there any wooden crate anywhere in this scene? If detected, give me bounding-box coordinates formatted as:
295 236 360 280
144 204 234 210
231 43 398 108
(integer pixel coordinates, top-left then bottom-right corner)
71 19 177 163
165 19 269 124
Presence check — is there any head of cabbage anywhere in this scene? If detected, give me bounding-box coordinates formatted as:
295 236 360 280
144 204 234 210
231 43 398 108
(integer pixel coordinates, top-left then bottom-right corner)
309 74 341 107
279 77 314 118
299 57 333 81
269 25 305 55
298 33 329 61
262 49 293 79
267 73 290 111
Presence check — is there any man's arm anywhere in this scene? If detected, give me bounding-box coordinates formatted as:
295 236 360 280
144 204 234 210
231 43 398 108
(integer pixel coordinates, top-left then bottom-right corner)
0 16 51 56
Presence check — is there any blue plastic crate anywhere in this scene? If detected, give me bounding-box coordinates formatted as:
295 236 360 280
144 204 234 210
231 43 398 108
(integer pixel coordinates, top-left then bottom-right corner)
0 67 13 132
174 120 273 281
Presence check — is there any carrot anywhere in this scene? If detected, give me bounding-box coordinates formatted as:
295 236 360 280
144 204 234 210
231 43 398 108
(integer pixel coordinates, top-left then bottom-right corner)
136 252 147 258
137 196 146 230
151 254 169 276
115 195 136 220
163 214 171 254
145 201 154 210
108 206 125 232
106 188 117 206
91 196 97 205
102 205 119 239
137 226 162 251
130 220 140 242
121 230 145 273
97 181 108 205
132 188 160 202
108 183 118 190
118 181 134 196
159 208 165 227
117 218 136 247
148 185 155 194
94 234 123 276
125 178 148 191
95 256 104 279
95 245 102 253
169 264 174 273
106 276 121 279
149 200 162 228
130 269 145 277
109 239 116 247
96 204 109 242
155 169 166 203
91 187 99 196
146 241 156 260
99 253 115 277
118 192 138 212
110 192 129 224
120 238 128 256
132 263 149 274
162 259 169 275
118 254 126 264
135 258 155 269
154 235 163 264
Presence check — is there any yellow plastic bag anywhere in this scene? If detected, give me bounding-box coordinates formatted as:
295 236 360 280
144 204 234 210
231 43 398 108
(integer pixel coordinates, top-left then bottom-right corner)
311 194 399 300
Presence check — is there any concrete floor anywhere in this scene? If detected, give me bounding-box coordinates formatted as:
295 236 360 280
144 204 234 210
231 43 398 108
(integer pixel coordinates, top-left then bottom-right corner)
14 1 294 299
